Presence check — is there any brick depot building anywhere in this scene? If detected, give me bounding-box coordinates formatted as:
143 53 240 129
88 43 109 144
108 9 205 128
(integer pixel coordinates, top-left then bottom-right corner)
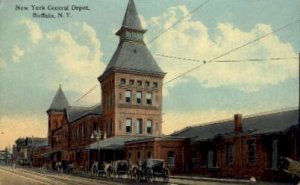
36 0 299 181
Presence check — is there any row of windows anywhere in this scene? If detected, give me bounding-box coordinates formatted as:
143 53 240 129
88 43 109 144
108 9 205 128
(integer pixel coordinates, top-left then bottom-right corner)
226 140 256 165
120 79 158 89
125 119 153 134
125 91 152 105
72 124 88 140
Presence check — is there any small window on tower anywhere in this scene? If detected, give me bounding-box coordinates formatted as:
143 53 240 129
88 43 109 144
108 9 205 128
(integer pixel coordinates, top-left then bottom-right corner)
136 119 143 134
136 91 142 104
129 80 134 86
126 119 132 133
145 81 150 87
125 90 131 103
146 92 152 105
137 80 142 87
147 120 153 134
120 79 126 85
153 82 158 88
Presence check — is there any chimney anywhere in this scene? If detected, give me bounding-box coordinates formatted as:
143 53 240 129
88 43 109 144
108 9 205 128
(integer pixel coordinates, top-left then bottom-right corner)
234 114 243 132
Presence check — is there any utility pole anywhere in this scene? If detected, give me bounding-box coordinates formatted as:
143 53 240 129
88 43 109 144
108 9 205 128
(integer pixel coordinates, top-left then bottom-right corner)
298 53 300 160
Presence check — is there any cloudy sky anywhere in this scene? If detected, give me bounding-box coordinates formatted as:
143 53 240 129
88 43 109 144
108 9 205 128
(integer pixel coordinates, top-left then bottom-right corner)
0 0 299 149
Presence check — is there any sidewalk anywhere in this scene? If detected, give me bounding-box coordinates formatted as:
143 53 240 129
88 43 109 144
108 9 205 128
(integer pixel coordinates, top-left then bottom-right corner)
170 175 291 185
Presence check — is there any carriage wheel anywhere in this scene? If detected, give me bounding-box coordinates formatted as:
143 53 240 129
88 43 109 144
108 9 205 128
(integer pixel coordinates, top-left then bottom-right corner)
136 171 142 182
146 169 153 183
131 167 138 180
163 168 170 182
91 165 97 176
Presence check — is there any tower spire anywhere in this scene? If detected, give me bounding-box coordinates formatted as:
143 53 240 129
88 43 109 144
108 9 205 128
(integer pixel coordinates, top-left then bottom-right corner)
116 0 146 36
47 85 69 113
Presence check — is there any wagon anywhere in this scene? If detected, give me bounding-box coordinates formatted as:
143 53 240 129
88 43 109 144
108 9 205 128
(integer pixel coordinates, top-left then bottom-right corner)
112 160 130 178
136 159 170 182
280 157 300 184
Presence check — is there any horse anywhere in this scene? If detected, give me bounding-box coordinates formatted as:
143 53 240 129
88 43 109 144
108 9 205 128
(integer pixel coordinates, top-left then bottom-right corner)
91 161 113 177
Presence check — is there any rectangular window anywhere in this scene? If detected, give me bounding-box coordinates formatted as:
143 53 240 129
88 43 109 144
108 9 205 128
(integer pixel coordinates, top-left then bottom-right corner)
145 81 150 87
137 80 142 87
110 119 113 136
147 120 153 134
271 140 278 170
126 119 132 133
226 144 234 165
207 150 215 168
248 140 256 164
136 91 142 104
120 79 126 85
129 79 134 85
153 82 158 88
93 122 97 131
136 119 143 134
146 92 152 105
125 90 131 103
168 151 175 167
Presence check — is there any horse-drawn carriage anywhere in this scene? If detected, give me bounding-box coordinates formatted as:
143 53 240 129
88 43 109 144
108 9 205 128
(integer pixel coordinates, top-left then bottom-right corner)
112 160 131 178
90 159 170 182
280 157 300 184
90 161 113 177
135 159 170 182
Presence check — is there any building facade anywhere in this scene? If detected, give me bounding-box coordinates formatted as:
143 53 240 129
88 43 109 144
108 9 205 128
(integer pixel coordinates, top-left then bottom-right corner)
31 0 299 182
42 0 165 170
13 137 47 166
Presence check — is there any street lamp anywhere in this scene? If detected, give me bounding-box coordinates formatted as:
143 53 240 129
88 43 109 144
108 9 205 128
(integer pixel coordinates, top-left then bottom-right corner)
90 130 102 162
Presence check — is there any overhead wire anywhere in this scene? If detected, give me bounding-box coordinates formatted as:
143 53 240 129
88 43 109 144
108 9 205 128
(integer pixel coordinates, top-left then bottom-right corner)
163 19 300 85
74 0 210 103
155 54 298 63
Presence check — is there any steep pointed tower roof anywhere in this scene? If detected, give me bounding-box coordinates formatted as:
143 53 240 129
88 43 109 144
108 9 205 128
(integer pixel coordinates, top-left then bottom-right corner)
47 85 69 113
99 0 165 81
121 0 143 31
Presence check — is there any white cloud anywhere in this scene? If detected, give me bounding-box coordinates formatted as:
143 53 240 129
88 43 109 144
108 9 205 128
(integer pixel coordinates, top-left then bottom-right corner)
44 22 105 105
12 45 25 63
149 6 298 93
19 18 42 45
10 20 105 106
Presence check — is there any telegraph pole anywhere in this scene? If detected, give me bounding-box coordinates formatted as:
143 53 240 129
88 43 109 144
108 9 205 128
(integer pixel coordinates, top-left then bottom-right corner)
298 53 300 160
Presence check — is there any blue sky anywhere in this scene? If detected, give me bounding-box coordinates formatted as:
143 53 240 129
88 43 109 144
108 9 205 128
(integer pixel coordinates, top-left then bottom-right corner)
0 0 299 149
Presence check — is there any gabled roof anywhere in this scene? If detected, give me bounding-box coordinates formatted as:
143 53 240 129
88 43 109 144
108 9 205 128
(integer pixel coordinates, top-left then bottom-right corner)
48 86 69 112
171 109 299 141
66 104 102 123
120 0 144 31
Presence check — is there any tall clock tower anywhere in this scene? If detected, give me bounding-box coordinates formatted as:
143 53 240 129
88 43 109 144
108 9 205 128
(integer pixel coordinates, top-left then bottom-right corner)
98 0 165 137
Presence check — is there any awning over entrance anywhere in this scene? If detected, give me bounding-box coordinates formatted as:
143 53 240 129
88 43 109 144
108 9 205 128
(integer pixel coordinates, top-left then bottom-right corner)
87 136 150 150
